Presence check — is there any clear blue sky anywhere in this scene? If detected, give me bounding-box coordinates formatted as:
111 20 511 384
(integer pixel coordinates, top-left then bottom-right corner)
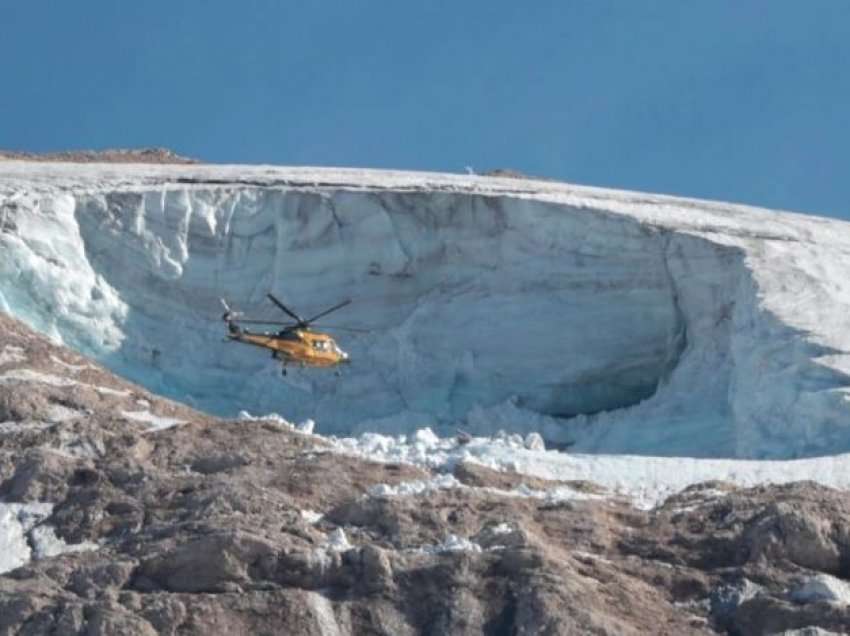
3 1 849 219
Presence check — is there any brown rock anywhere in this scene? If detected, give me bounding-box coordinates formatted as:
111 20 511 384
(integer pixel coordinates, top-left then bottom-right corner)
135 531 277 593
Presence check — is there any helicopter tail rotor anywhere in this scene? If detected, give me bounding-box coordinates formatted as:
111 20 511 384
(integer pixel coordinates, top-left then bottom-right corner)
220 298 244 334
220 298 241 320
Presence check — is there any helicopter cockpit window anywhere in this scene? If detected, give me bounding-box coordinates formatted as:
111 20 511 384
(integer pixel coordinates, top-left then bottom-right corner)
312 340 328 351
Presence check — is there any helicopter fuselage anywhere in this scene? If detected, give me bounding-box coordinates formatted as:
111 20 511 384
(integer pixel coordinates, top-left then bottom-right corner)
228 327 349 368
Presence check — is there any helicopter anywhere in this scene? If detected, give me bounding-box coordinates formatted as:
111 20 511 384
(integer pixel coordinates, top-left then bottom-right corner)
220 293 359 375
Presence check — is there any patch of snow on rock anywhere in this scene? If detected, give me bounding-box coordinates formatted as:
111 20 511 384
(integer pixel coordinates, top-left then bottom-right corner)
511 483 607 504
416 534 483 555
238 411 295 428
0 421 51 434
790 574 850 605
121 410 186 432
300 509 324 525
47 403 83 423
0 368 131 399
92 385 131 397
488 523 514 536
49 354 95 374
30 525 99 560
0 368 77 387
309 528 354 573
367 474 462 498
237 411 318 435
0 503 51 573
0 345 26 365
297 419 316 435
325 528 351 553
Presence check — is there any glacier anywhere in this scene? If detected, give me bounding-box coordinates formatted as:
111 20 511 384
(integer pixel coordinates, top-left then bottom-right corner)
2 161 850 459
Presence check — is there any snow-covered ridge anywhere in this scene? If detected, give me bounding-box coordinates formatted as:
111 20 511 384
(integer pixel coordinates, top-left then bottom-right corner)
2 161 850 459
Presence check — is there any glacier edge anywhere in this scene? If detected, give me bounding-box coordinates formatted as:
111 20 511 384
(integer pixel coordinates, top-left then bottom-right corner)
2 162 850 459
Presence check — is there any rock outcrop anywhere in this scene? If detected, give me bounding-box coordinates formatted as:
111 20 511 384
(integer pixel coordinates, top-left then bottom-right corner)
0 148 197 164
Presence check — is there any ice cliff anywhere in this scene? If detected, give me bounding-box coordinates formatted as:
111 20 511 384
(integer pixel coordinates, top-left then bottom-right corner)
1 162 849 458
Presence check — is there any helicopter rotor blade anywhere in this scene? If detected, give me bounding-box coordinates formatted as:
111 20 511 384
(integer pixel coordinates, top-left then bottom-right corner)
267 293 306 324
304 299 352 325
232 319 298 326
316 324 371 333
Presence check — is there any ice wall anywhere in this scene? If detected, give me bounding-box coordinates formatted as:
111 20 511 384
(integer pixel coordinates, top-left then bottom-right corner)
2 163 850 458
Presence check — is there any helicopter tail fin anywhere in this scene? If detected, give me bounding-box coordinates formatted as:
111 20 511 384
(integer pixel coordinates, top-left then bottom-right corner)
220 298 242 334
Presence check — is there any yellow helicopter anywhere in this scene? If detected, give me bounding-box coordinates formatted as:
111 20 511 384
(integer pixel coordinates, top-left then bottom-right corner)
221 293 359 375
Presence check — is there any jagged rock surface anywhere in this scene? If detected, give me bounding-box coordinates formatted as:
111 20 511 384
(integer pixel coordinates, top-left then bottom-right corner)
2 314 850 635
0 148 197 164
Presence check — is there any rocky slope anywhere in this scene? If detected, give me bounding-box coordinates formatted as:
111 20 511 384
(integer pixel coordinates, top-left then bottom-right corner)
2 312 850 635
0 148 197 164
